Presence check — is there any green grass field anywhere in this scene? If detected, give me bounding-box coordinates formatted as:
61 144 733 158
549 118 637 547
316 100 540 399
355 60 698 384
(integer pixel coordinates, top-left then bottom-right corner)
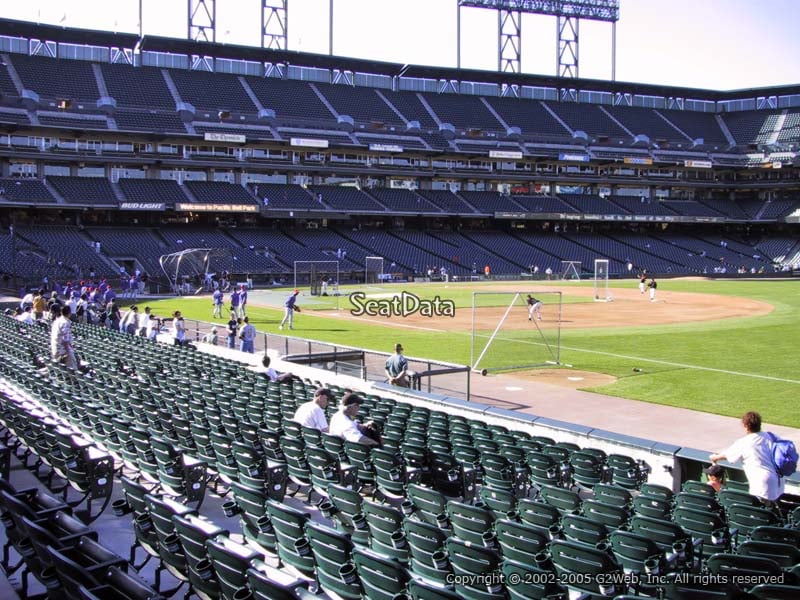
142 278 800 427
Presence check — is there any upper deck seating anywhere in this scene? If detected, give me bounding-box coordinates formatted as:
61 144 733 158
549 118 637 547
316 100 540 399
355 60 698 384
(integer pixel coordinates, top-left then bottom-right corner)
37 113 108 130
608 196 679 216
513 195 577 213
544 101 628 138
759 199 799 220
416 190 476 214
367 189 441 213
114 110 187 133
660 200 725 217
11 54 99 103
250 183 320 210
308 185 385 212
168 69 256 113
183 181 258 206
485 97 569 139
118 179 189 207
422 94 504 132
247 77 333 124
722 110 780 145
0 61 17 97
315 82 401 125
48 176 117 206
604 106 682 143
100 63 174 109
0 178 57 204
559 194 628 215
459 191 525 213
658 109 728 146
777 111 800 143
380 91 439 130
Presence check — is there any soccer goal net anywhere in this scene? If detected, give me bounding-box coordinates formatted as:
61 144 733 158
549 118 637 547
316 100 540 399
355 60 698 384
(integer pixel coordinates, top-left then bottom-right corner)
560 261 581 280
294 261 340 296
365 256 385 284
593 258 612 302
471 291 563 374
159 248 232 295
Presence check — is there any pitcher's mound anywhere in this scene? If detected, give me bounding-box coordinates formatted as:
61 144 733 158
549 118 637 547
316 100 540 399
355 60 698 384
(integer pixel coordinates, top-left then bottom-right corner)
512 369 617 389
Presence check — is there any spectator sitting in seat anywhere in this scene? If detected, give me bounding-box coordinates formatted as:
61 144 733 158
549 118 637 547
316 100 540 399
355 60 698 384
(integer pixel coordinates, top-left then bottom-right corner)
329 392 381 447
704 464 726 493
260 355 296 384
293 388 332 432
203 326 218 345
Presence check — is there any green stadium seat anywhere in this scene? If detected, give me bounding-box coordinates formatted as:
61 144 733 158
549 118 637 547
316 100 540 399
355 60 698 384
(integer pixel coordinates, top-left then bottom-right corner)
206 536 260 600
305 521 362 599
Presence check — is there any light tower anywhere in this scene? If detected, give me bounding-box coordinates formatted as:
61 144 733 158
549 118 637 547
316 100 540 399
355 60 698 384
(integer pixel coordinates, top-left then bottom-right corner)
457 0 620 79
262 0 288 50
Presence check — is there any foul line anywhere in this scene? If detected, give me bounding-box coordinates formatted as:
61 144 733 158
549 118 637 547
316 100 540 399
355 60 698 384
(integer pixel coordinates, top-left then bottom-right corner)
316 310 800 386
558 344 800 385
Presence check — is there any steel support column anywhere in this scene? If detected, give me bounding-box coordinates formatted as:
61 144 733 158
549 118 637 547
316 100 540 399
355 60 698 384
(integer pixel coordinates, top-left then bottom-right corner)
499 9 521 73
557 16 579 78
262 0 287 50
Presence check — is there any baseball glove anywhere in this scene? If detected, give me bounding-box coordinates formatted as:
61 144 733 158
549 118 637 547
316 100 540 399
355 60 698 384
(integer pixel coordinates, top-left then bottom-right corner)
293 306 301 312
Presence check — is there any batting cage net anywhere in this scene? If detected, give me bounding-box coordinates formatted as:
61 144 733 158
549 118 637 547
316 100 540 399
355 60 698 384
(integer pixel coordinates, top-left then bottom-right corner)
159 248 232 295
471 291 563 374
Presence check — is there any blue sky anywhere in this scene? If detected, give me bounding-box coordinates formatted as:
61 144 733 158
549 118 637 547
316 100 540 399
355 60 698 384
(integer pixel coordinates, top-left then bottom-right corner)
5 0 800 90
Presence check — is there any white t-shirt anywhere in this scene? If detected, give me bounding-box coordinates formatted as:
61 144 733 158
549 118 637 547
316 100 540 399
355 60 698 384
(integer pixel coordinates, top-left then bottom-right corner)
329 410 363 443
724 432 784 500
293 401 328 432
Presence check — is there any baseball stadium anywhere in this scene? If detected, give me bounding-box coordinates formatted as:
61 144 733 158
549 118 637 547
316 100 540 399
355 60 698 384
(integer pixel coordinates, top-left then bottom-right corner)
0 1 799 598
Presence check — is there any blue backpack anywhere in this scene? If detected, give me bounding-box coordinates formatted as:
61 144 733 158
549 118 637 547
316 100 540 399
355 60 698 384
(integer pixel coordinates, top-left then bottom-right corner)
767 432 798 478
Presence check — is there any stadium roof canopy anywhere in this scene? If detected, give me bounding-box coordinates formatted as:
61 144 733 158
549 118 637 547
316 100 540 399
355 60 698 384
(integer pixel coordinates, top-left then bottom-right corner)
2 17 800 103
0 17 138 49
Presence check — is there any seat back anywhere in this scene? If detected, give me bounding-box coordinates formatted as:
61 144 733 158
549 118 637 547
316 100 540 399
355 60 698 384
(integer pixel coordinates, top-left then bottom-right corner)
171 514 227 599
706 553 784 580
445 538 503 596
671 506 729 557
560 514 609 547
632 493 673 520
494 519 548 563
539 484 582 516
609 529 663 574
726 503 781 536
549 539 623 596
582 498 630 529
517 498 560 530
737 540 800 568
406 484 447 526
206 536 259 600
246 558 312 600
305 521 362 600
265 499 315 577
402 518 450 585
445 500 494 546
501 558 567 600
592 483 632 508
352 546 410 600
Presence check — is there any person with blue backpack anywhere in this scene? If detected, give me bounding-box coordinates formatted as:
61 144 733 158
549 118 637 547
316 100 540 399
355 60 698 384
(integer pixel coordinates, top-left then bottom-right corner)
709 411 795 504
